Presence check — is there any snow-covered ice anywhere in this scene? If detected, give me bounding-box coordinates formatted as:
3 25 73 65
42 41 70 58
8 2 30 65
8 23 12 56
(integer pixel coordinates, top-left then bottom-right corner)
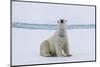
12 1 96 66
12 28 95 65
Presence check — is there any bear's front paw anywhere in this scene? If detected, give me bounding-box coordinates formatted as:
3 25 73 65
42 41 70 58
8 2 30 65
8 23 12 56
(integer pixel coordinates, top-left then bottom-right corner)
43 54 51 57
67 54 72 57
62 53 67 57
62 53 72 57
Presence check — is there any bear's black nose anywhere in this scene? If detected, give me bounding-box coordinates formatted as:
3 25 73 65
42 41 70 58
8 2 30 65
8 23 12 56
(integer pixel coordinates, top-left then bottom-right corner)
60 20 64 23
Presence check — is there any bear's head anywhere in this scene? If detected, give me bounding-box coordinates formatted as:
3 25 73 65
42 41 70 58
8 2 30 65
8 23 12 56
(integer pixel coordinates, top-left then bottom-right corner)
57 19 67 29
57 19 67 37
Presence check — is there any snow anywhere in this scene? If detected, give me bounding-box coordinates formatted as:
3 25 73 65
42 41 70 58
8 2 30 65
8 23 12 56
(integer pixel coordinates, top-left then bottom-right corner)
12 28 95 65
12 1 95 66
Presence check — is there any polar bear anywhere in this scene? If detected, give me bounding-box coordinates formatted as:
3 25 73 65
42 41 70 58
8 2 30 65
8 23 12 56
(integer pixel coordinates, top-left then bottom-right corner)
40 19 72 57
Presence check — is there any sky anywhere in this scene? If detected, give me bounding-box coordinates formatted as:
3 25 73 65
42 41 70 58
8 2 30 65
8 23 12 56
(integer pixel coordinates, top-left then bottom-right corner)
12 1 95 25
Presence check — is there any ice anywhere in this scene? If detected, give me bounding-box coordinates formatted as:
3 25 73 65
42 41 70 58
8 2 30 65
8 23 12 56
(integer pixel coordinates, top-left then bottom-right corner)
12 28 95 65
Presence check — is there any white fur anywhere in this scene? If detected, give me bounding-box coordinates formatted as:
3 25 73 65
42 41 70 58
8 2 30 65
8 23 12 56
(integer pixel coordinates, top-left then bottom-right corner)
40 19 72 57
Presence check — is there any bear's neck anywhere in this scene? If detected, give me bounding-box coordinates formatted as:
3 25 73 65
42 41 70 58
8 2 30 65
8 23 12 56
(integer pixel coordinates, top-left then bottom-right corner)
57 27 66 37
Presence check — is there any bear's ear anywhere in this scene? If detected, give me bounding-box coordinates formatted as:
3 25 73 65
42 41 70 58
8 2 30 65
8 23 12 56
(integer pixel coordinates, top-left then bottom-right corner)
57 20 59 23
65 20 67 22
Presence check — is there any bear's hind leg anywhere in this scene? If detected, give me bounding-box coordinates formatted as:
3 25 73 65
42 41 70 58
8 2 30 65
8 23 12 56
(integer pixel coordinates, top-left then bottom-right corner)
40 40 51 57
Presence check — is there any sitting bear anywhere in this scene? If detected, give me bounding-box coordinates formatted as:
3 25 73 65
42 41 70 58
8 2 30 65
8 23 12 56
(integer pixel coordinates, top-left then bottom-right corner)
40 19 72 57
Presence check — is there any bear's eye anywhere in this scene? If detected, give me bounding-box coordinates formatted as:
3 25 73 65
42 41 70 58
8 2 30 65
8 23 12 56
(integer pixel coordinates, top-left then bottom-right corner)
57 21 59 23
